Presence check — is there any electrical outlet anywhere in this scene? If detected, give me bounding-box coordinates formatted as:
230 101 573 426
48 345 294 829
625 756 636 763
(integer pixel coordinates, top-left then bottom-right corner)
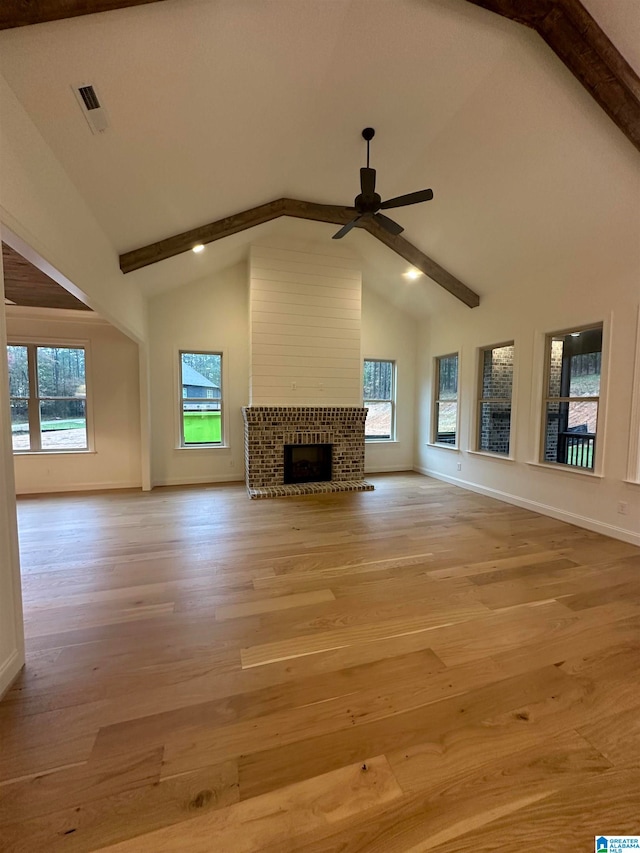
291 382 297 391
229 459 234 468
617 501 628 515
456 462 462 471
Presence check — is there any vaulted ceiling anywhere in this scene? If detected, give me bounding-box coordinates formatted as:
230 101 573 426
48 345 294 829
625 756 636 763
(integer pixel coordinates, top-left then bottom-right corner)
0 0 638 316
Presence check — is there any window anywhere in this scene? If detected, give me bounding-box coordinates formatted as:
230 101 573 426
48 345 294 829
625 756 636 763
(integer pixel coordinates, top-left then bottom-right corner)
542 325 602 470
7 344 88 452
180 351 223 446
433 353 458 445
363 359 395 440
477 343 514 455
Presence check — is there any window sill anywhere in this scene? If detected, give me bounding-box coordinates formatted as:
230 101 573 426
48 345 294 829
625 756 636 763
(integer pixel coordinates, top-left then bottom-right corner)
366 439 399 444
175 445 230 452
426 442 460 452
526 461 603 479
467 450 515 463
623 479 640 487
13 450 96 456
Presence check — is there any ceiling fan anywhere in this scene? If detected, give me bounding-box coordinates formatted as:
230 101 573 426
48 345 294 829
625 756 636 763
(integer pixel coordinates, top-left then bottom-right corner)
332 128 434 240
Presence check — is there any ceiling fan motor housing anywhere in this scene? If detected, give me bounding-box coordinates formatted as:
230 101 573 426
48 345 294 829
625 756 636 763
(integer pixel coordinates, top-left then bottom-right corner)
355 192 381 213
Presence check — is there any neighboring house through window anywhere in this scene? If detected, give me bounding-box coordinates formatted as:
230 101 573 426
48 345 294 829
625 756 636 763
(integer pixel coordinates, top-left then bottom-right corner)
477 343 515 455
7 343 88 452
363 359 395 440
433 353 459 446
180 351 223 445
542 324 602 470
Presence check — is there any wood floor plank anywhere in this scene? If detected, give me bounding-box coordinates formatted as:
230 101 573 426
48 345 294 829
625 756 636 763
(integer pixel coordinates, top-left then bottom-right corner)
0 746 163 825
215 588 335 620
421 767 640 853
258 731 612 853
91 649 443 758
240 600 492 668
162 657 506 779
1 473 637 851
426 550 572 580
237 664 579 800
252 552 437 589
578 704 640 767
95 755 402 853
0 760 239 853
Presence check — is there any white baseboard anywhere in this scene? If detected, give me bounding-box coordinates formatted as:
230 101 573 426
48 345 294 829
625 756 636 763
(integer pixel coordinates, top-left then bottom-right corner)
152 473 245 487
0 649 24 700
16 480 142 495
365 465 414 474
414 466 640 548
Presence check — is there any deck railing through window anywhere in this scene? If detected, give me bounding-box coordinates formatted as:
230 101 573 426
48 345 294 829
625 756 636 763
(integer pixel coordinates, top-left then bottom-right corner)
558 430 596 469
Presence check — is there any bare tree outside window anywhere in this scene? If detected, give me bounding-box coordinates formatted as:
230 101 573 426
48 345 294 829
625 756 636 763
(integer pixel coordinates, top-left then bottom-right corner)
433 354 458 445
7 344 88 452
363 359 395 440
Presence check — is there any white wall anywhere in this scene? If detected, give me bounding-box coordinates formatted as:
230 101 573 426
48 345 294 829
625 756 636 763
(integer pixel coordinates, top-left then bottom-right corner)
6 308 142 494
250 244 362 406
0 250 24 698
362 286 417 473
148 263 250 487
416 275 640 547
0 73 147 344
148 251 419 486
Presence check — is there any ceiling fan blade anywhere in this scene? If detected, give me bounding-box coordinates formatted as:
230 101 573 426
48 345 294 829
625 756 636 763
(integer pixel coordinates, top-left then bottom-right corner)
373 213 404 236
332 216 362 240
360 167 376 198
380 188 433 210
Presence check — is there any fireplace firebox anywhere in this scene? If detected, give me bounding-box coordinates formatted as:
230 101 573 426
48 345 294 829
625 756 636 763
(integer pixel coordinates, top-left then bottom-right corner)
284 444 332 484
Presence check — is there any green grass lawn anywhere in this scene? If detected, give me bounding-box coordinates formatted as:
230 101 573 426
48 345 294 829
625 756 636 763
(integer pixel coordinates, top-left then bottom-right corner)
567 443 594 469
12 419 85 433
183 412 221 444
42 419 85 432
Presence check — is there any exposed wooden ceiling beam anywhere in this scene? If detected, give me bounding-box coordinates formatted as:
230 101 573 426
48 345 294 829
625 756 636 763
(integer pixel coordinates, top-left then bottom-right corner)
462 0 640 153
2 243 91 310
361 219 480 309
119 199 480 309
0 0 167 30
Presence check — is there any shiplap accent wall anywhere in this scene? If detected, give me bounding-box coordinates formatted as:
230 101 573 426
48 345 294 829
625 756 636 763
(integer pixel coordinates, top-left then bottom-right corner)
249 244 362 406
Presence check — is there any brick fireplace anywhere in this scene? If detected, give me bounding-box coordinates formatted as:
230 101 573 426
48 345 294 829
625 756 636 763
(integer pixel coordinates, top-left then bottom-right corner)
242 407 373 498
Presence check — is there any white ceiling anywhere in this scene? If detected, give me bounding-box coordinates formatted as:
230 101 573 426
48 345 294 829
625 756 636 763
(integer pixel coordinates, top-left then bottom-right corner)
0 0 638 313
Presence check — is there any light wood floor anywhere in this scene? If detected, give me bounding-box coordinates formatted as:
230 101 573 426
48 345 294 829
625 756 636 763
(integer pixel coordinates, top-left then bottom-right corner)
1 472 639 851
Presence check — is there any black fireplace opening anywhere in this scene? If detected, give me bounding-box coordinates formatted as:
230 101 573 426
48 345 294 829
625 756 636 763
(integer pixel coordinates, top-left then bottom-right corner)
284 444 332 484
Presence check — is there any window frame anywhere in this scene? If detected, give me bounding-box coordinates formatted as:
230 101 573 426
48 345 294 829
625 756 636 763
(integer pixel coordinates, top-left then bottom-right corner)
539 323 603 472
475 341 515 457
178 349 224 448
626 306 640 484
432 352 460 448
7 339 92 454
363 358 396 442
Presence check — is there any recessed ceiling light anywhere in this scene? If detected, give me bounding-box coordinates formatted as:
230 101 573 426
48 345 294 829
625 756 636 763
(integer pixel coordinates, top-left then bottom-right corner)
192 244 205 254
403 268 422 280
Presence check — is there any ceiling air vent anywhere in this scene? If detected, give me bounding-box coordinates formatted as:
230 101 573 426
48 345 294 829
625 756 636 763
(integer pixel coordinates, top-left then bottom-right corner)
72 83 109 135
